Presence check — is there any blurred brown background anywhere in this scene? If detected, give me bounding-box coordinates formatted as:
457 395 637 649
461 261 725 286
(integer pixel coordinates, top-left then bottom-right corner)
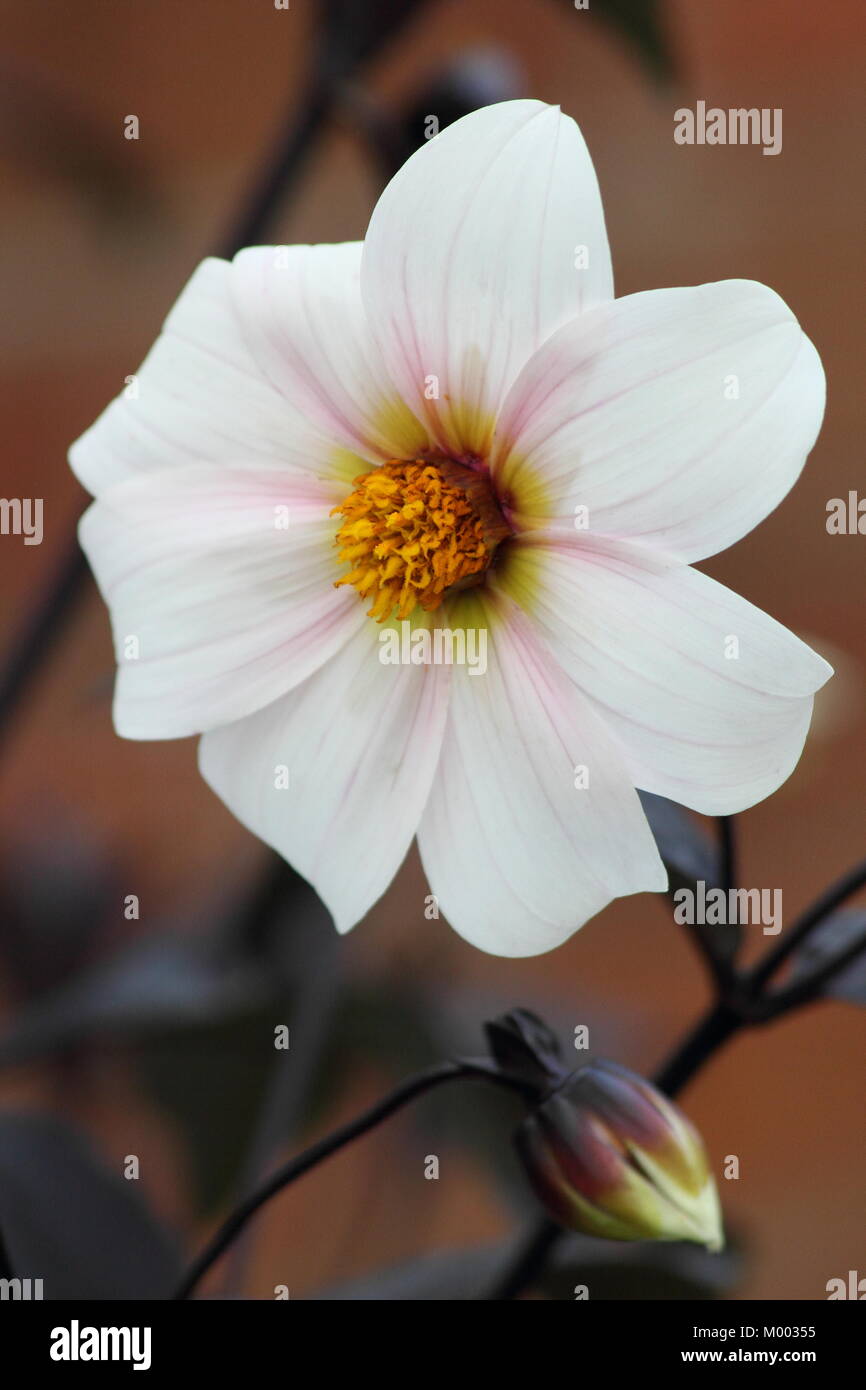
0 0 864 1299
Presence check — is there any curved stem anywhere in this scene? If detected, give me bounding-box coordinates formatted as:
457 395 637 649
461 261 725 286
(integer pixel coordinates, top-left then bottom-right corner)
173 1059 531 1300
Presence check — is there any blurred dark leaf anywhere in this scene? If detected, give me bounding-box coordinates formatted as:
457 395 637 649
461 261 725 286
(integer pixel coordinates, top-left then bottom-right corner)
312 983 440 1105
130 867 338 1213
639 791 720 893
318 0 429 76
135 1013 284 1215
0 933 273 1067
564 0 675 81
400 47 524 155
135 887 341 1215
338 47 525 183
0 859 336 1067
0 1112 180 1299
310 1244 506 1299
539 1230 742 1300
0 857 342 1213
231 894 342 1192
0 819 117 997
788 909 866 1005
639 791 740 967
311 1231 740 1300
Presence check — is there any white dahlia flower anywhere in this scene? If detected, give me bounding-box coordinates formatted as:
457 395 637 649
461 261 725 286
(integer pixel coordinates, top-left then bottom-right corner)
70 100 831 956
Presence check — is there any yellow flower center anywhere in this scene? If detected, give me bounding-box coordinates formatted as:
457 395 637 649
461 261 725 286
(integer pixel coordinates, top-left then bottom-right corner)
332 457 511 622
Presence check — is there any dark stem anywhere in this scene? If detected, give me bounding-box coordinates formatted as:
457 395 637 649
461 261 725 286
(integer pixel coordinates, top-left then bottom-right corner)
757 926 866 1019
173 1060 532 1300
489 1219 561 1301
718 815 737 895
235 857 299 952
746 854 866 995
221 859 342 1297
216 76 332 257
0 81 336 752
332 82 414 181
0 540 89 751
693 814 739 992
652 1000 742 1097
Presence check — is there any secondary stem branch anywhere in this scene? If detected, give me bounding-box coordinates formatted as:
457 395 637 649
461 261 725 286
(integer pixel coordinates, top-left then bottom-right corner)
173 1060 530 1300
747 855 866 994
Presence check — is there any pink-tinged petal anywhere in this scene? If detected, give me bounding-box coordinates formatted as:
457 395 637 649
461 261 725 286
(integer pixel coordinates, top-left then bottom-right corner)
80 466 364 739
230 243 428 463
494 280 825 562
416 591 666 958
70 258 363 499
199 618 452 933
361 100 613 460
498 534 833 815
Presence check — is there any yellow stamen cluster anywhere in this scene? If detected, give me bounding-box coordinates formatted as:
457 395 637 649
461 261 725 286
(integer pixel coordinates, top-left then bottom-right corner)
332 458 508 622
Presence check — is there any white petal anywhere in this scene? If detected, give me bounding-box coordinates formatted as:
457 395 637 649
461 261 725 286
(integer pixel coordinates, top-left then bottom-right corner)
498 534 833 815
230 243 428 463
362 100 613 460
80 466 364 739
70 258 361 499
199 618 452 933
416 592 666 957
494 280 825 561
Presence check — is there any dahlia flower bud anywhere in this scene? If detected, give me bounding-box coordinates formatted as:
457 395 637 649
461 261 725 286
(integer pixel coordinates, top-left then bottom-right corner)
515 1059 723 1250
